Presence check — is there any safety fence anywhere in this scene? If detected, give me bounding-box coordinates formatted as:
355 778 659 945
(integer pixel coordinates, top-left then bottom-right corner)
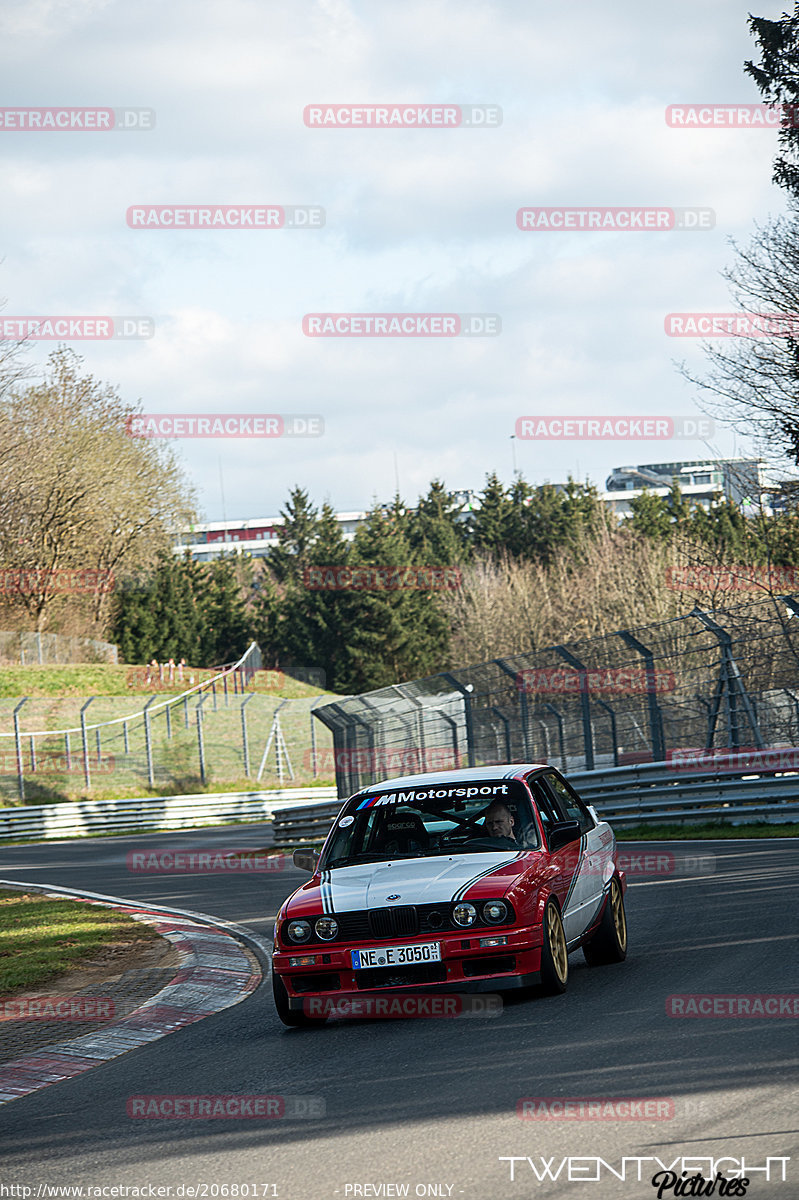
0 631 118 665
271 757 799 844
0 643 336 805
312 594 799 798
0 785 338 842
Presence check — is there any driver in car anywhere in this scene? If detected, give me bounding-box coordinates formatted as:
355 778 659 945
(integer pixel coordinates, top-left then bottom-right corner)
483 801 516 841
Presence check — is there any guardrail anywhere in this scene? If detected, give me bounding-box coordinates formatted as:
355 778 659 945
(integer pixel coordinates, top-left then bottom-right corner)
0 786 338 842
270 760 799 844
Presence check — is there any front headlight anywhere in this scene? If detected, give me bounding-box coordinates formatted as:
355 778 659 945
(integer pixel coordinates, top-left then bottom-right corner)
286 919 312 943
315 917 339 941
453 902 478 927
482 900 508 924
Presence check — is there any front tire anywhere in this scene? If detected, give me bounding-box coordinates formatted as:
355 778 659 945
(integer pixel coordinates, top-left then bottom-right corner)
272 969 327 1027
539 899 569 995
583 876 627 966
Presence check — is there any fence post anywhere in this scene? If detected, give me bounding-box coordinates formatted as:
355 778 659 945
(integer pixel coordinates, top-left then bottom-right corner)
495 658 532 760
240 694 254 777
616 630 666 763
13 699 27 802
80 698 95 789
95 727 102 765
211 681 217 712
183 695 189 730
165 703 172 741
442 674 476 767
553 647 594 771
29 736 36 773
123 722 130 755
595 699 619 768
64 731 71 773
223 673 229 707
196 695 207 785
543 703 567 772
143 696 157 787
310 707 318 777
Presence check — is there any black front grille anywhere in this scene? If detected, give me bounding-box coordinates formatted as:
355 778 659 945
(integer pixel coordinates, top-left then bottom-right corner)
462 955 516 977
369 906 418 938
355 963 447 989
311 901 515 944
290 972 341 993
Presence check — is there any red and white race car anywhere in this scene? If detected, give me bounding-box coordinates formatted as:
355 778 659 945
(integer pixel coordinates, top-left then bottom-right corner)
272 764 627 1025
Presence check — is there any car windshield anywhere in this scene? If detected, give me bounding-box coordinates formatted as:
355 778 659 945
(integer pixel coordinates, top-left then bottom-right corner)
321 779 539 869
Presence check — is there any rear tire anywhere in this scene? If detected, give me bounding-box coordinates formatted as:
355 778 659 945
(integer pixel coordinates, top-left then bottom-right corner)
583 876 627 966
272 969 327 1027
539 899 569 995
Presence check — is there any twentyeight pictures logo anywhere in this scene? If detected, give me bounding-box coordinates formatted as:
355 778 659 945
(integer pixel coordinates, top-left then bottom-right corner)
303 314 500 336
303 104 502 127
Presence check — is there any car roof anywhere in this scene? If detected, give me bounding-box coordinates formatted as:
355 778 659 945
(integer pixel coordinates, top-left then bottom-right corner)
354 763 550 795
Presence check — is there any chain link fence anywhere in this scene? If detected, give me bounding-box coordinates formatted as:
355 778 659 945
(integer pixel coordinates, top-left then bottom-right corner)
313 595 799 798
0 643 337 805
0 631 118 665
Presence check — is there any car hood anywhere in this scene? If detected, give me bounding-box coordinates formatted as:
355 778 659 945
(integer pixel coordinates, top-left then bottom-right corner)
287 851 532 916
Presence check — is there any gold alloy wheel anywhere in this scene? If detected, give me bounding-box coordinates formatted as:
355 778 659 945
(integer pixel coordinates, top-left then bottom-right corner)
610 878 627 952
547 904 568 983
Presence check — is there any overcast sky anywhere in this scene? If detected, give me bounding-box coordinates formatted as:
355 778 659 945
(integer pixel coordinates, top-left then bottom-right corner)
0 0 792 523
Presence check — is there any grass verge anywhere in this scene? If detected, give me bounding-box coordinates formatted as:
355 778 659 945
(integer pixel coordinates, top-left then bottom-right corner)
0 888 159 994
618 820 799 840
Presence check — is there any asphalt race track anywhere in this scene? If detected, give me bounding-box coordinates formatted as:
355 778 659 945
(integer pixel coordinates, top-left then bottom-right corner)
0 828 797 1199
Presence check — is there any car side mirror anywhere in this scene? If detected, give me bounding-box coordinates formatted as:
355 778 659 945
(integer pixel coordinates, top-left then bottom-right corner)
548 820 581 852
292 848 320 873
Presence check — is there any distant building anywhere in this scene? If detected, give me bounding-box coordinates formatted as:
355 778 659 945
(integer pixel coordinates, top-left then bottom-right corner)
175 512 366 563
600 458 781 517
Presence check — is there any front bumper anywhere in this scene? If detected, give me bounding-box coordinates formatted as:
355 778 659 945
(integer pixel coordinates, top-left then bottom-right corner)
273 926 542 1008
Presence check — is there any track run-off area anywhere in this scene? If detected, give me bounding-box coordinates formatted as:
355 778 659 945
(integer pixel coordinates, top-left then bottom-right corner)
0 826 796 1199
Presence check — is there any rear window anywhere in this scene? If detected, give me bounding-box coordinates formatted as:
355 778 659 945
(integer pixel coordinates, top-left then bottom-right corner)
320 779 539 869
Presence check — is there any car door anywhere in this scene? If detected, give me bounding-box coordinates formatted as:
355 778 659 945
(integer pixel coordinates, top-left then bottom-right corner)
524 774 582 938
539 770 606 943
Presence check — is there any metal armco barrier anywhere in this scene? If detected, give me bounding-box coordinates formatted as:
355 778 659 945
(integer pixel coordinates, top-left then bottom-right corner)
0 786 338 842
271 761 799 845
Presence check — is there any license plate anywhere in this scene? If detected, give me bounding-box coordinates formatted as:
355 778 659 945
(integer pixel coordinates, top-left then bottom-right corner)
351 942 441 969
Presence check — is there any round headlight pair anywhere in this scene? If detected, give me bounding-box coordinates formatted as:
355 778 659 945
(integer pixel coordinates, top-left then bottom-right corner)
286 917 339 943
452 900 508 927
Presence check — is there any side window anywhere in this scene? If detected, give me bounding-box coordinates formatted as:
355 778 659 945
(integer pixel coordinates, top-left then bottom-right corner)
543 772 594 833
526 779 562 838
